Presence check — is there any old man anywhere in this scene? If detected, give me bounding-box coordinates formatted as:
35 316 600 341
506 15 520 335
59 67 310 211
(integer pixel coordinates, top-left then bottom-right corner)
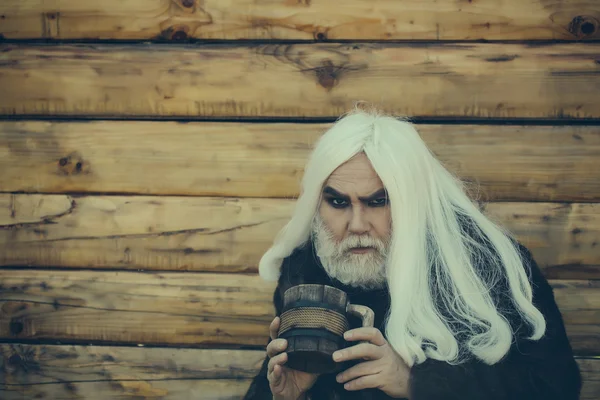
243 108 581 400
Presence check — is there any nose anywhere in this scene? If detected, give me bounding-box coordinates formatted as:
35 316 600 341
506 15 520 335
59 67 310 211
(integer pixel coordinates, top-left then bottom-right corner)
348 206 369 235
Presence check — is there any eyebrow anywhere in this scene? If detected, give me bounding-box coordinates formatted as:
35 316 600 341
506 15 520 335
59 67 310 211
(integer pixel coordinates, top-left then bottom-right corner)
322 186 387 202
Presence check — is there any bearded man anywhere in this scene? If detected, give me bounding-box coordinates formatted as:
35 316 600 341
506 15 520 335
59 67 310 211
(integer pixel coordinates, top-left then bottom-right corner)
243 108 581 400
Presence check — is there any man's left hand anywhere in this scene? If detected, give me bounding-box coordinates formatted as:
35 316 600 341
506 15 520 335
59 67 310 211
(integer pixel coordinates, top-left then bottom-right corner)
332 327 411 398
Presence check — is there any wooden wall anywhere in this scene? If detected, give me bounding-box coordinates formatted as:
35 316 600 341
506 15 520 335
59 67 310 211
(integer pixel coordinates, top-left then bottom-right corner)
1 1 599 399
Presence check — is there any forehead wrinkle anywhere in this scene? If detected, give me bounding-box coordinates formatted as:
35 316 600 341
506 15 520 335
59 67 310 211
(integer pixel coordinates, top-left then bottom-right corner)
324 178 385 199
324 152 384 198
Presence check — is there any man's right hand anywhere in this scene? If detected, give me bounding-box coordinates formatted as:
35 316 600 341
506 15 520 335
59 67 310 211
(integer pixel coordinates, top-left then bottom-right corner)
267 316 319 400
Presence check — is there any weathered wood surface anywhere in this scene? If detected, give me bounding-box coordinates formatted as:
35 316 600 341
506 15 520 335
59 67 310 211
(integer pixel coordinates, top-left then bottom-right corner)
0 345 265 383
1 194 599 278
1 43 599 119
0 345 259 399
1 378 252 400
0 194 292 273
0 345 598 399
0 0 598 41
0 344 261 399
481 202 600 279
1 121 599 202
0 270 275 347
578 358 600 400
0 270 598 353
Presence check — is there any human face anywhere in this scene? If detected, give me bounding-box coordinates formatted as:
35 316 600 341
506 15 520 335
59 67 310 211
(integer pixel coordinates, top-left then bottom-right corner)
318 152 391 247
312 153 391 289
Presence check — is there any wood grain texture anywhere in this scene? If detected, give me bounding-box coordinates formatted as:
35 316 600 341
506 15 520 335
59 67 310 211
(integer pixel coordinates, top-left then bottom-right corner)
1 345 598 399
0 194 293 273
0 270 599 353
1 194 599 279
0 0 598 41
1 379 252 400
1 121 599 202
1 43 599 119
0 345 260 399
0 345 265 384
578 358 600 400
0 270 275 347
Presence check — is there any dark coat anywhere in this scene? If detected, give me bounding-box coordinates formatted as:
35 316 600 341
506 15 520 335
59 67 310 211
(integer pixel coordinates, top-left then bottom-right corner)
243 240 582 400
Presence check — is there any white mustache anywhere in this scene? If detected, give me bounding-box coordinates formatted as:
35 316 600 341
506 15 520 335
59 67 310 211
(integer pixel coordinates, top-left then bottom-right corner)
312 216 389 290
338 235 386 254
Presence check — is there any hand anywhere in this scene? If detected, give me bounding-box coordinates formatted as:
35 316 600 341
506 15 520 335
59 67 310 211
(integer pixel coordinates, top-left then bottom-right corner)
267 316 319 400
332 327 411 398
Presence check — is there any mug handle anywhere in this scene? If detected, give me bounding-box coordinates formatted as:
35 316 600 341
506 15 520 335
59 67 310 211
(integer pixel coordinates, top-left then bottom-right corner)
346 304 375 329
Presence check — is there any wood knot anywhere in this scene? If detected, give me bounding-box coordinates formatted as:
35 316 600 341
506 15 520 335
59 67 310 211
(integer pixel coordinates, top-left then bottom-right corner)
8 354 22 366
314 31 327 41
172 30 188 40
9 319 24 335
157 26 191 41
181 0 194 7
65 382 78 393
57 153 87 175
315 60 339 91
568 16 599 38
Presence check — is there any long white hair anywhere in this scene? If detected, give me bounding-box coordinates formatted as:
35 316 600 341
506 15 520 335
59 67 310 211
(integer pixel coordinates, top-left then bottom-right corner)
258 106 546 366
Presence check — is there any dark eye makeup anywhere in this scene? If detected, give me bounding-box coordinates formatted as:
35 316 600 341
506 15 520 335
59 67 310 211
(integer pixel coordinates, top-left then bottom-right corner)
323 186 388 209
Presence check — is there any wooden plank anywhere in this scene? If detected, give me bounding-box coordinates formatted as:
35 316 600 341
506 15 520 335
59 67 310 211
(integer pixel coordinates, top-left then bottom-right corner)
0 345 265 384
483 202 600 279
1 379 252 400
0 344 260 399
0 270 598 353
1 43 599 119
0 194 293 274
1 121 599 202
1 194 599 279
0 0 598 41
0 345 598 399
0 270 275 347
578 358 600 400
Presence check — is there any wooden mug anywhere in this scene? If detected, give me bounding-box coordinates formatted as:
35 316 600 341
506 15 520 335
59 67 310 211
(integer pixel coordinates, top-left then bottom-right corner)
277 284 375 374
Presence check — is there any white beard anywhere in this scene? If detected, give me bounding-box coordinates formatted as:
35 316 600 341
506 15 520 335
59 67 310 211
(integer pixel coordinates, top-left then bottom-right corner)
311 215 389 290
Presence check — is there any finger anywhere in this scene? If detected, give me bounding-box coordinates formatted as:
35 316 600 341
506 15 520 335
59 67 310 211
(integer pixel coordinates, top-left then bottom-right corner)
268 352 288 376
266 338 288 358
336 360 381 384
344 327 387 346
269 317 280 340
343 373 382 392
269 364 283 390
332 342 383 363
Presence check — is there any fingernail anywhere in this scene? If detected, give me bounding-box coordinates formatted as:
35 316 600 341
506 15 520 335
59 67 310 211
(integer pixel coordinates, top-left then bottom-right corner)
344 383 350 390
333 351 341 361
344 332 353 339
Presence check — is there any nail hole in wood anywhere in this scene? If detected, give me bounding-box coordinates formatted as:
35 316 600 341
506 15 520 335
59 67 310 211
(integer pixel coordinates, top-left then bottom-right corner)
581 22 595 35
